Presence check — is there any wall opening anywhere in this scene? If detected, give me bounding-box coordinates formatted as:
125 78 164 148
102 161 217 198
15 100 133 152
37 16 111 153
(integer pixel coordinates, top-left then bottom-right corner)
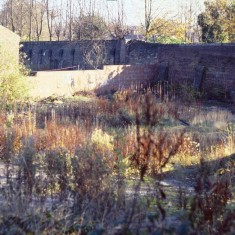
59 49 64 59
28 49 32 63
71 49 75 66
49 49 53 58
59 49 64 68
38 49 43 65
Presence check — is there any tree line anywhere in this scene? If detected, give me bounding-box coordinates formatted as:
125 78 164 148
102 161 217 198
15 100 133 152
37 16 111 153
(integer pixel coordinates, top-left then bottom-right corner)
0 0 128 41
0 0 234 43
198 0 235 43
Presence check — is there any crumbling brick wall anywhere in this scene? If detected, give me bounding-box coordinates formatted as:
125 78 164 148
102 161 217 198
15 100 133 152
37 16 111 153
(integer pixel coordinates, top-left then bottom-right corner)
22 39 235 100
28 64 156 98
126 41 235 99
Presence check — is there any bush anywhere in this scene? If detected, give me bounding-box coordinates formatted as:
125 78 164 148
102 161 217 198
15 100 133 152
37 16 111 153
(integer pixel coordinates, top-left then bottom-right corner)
0 45 28 108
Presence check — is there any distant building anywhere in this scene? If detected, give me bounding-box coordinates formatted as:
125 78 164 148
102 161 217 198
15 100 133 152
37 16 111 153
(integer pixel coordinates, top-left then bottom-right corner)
0 25 20 60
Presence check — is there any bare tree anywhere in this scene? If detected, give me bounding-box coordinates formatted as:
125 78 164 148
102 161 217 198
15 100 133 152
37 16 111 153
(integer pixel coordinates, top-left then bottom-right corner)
177 0 203 43
46 0 56 41
73 0 108 40
143 0 170 40
0 0 58 40
16 1 25 37
145 0 153 38
9 0 15 32
54 0 64 41
0 0 27 37
65 0 74 41
28 0 33 40
84 41 106 69
33 0 46 41
106 0 129 39
0 0 8 26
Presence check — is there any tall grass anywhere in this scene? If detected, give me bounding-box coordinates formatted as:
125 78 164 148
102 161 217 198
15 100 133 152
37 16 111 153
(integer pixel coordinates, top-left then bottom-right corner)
0 90 234 234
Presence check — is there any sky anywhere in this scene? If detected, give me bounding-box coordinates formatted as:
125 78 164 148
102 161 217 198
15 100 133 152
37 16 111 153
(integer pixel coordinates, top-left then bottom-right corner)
107 0 205 25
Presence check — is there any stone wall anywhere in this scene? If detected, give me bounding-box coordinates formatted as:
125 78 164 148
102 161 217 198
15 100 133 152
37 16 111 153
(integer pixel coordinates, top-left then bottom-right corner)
28 64 156 98
21 40 125 71
22 40 235 100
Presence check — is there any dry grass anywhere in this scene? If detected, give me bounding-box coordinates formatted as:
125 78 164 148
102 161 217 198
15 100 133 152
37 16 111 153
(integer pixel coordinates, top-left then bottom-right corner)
0 91 234 234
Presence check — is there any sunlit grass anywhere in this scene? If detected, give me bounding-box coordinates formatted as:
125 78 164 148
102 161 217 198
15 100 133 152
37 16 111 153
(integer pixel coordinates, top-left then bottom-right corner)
0 92 234 234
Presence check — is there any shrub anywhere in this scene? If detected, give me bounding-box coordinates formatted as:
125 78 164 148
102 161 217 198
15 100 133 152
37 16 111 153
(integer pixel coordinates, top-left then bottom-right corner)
0 45 28 108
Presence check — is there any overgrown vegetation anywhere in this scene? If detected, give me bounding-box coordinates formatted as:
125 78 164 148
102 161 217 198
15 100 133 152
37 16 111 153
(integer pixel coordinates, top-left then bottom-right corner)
0 88 234 234
0 44 28 109
198 0 235 43
1 0 234 43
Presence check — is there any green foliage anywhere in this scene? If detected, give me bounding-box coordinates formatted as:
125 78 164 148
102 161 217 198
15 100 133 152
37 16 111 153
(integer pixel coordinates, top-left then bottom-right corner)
151 35 185 44
198 0 235 43
147 18 188 44
0 45 28 108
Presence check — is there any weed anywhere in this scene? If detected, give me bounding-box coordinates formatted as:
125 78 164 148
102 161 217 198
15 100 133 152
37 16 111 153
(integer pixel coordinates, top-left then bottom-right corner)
0 89 234 234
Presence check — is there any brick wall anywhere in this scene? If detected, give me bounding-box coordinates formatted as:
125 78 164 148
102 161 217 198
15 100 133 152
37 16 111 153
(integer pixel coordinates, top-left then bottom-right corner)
126 41 235 99
22 39 235 100
28 64 157 98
